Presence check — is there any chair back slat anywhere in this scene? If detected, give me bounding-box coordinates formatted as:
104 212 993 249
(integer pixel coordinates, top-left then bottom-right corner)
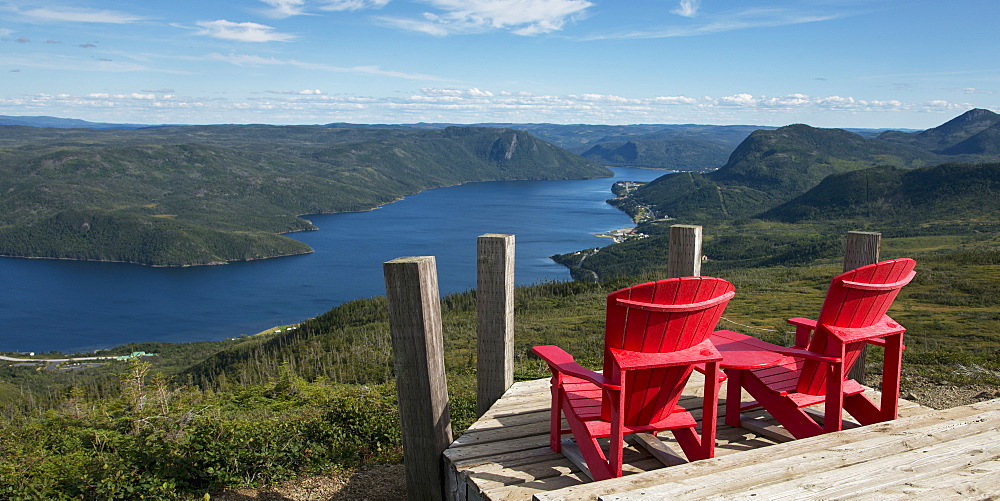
796 258 916 395
603 276 735 425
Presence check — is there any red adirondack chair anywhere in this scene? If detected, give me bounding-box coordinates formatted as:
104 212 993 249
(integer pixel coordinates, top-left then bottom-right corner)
714 258 916 439
532 276 735 481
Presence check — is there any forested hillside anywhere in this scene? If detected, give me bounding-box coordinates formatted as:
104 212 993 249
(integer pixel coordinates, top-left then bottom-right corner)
559 110 1000 282
0 125 608 266
609 109 1000 222
878 108 1000 152
761 162 1000 223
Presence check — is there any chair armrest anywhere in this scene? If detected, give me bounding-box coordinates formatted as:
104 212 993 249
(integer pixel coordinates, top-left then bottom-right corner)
531 345 620 390
824 315 906 343
787 317 817 348
787 317 817 329
864 337 905 350
608 339 722 371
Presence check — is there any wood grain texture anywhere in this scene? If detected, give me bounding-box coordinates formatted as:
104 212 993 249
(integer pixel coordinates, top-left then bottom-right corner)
667 225 702 278
384 256 453 501
477 234 516 416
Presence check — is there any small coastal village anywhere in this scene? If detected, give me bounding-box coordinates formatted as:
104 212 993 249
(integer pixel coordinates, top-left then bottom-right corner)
1 351 157 372
595 180 658 242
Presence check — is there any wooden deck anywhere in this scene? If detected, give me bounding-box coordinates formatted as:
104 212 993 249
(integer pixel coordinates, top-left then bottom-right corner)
444 374 1000 500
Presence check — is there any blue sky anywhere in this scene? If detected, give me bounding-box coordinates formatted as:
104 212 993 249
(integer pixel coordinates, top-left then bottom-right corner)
1 0 997 128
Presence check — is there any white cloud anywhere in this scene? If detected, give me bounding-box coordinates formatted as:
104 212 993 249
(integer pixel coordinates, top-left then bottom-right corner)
0 88 972 127
319 0 392 11
195 20 296 42
260 0 309 18
672 0 701 18
0 51 187 73
589 7 840 40
205 52 446 81
268 89 325 95
421 87 495 98
21 8 147 24
652 96 699 105
378 0 592 36
717 93 757 106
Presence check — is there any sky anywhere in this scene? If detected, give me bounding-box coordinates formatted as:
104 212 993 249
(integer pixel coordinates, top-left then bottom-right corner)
1 0 998 129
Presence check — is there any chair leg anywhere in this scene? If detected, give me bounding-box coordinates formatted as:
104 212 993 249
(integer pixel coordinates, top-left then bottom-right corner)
823 362 845 434
672 427 705 460
845 334 905 425
843 392 882 424
549 375 562 452
607 385 626 479
880 333 904 421
564 414 614 481
702 361 720 459
725 369 743 428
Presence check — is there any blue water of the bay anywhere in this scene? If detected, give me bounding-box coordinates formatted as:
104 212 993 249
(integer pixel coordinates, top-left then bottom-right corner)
0 167 667 353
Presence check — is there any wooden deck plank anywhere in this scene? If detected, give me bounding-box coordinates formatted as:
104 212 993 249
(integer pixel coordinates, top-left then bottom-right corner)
451 420 550 447
446 434 553 463
870 453 1000 500
538 401 1000 501
677 429 1000 501
447 376 991 501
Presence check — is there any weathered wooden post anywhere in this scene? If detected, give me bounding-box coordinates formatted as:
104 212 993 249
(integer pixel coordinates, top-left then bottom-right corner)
477 234 516 417
668 224 703 277
843 231 882 383
384 256 453 501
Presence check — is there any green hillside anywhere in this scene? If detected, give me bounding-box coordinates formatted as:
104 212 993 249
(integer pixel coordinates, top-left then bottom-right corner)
878 108 1000 152
943 121 1000 155
611 110 1000 222
563 110 1000 282
574 125 768 171
0 125 608 266
761 163 1000 223
580 137 731 171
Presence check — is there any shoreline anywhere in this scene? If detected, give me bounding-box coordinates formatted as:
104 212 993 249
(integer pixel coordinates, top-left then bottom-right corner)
0 172 617 268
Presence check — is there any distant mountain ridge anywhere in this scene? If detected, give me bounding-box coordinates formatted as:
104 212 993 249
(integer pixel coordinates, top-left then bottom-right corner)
878 108 1000 153
0 114 150 129
1 115 912 173
613 109 1000 221
0 125 607 266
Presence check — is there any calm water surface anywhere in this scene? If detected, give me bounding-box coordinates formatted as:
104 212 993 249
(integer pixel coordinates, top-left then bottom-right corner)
1 167 666 353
